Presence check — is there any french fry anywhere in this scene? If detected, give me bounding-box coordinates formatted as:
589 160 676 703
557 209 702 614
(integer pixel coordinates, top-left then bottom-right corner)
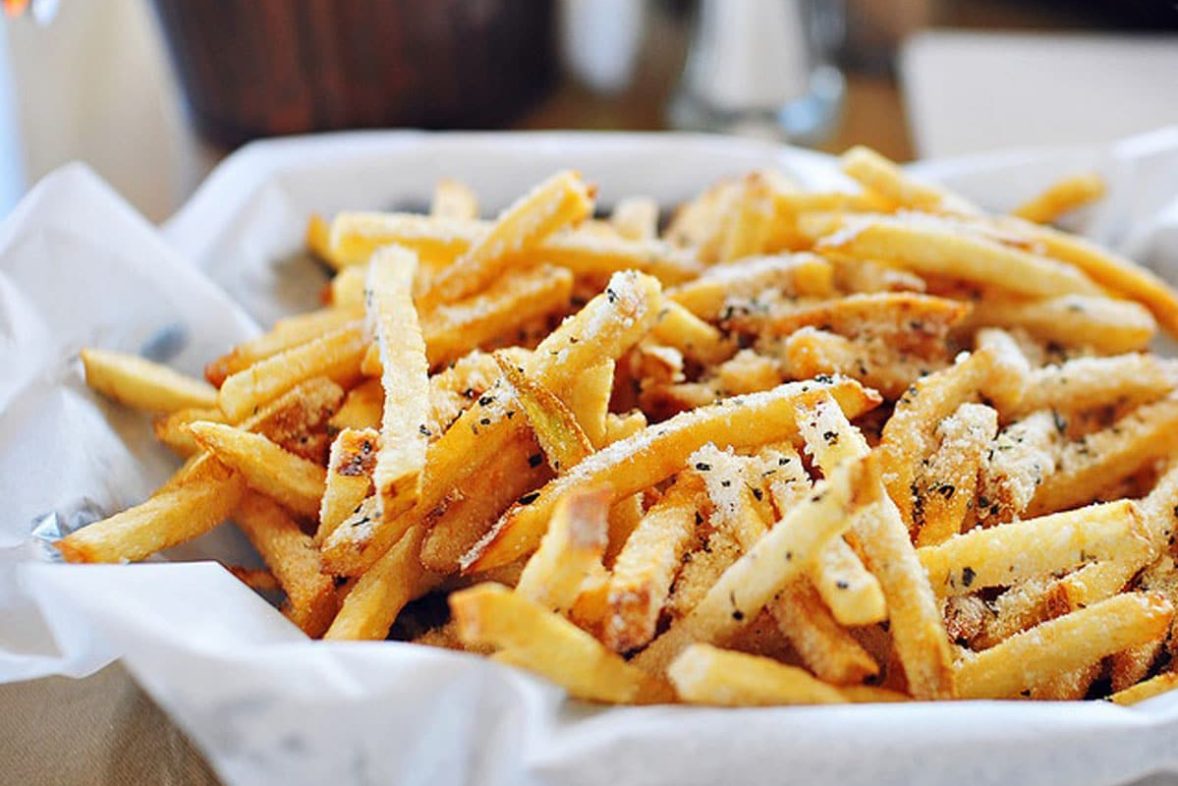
769 580 880 685
565 359 613 448
783 327 944 401
1012 173 1105 224
56 462 246 564
306 213 340 268
918 500 1148 595
205 307 360 387
515 488 610 614
955 593 1173 699
913 403 997 547
227 566 281 593
366 246 430 520
418 432 549 573
604 475 703 652
465 377 880 573
324 525 437 640
668 253 835 320
966 294 1156 354
712 350 782 396
975 411 1060 526
731 292 970 348
829 257 927 294
424 264 573 368
719 173 775 262
328 378 383 434
431 178 479 220
1028 396 1178 516
633 456 873 676
494 353 594 473
800 398 957 699
80 348 219 413
316 428 379 546
153 407 227 457
973 328 1030 416
878 348 997 531
187 421 326 519
1011 354 1177 418
421 170 593 307
218 321 366 421
815 214 1103 299
663 179 739 253
650 301 734 366
841 145 976 214
329 266 367 310
234 492 337 637
451 583 653 703
1109 672 1178 706
427 350 508 435
321 271 662 576
610 196 659 241
1010 218 1178 338
669 644 846 706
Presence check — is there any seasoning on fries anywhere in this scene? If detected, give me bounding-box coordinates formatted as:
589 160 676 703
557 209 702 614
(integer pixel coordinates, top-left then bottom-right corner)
60 152 1178 707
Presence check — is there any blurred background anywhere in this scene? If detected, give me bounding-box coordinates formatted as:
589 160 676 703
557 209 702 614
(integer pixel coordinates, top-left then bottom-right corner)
0 0 1176 221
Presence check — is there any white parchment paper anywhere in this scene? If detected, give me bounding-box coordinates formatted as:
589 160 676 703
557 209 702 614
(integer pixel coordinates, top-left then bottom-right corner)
4 131 1178 786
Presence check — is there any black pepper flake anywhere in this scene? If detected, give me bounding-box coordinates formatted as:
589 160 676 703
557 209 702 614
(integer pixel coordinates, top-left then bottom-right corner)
479 417 491 426
478 395 495 406
517 491 541 506
419 424 431 437
836 580 850 590
814 374 834 384
1020 689 1032 698
606 287 618 303
695 512 704 526
1052 409 1067 436
937 483 955 499
732 610 745 621
528 453 543 468
695 462 711 471
961 566 976 588
784 551 793 561
778 457 791 466
721 480 732 488
506 410 515 419
822 430 839 445
752 487 764 501
462 388 476 399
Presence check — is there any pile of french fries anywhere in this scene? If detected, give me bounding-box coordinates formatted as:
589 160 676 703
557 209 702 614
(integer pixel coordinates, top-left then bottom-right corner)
61 149 1178 707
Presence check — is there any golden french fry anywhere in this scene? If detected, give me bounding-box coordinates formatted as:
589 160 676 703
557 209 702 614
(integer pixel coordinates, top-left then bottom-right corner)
316 428 379 546
424 264 573 368
565 359 614 448
153 407 227 457
800 398 957 700
321 271 662 576
81 348 218 413
227 566 281 592
719 173 775 262
918 500 1148 595
669 644 847 706
218 322 366 422
418 432 549 573
466 377 880 573
913 403 997 547
973 328 1030 416
1029 396 1178 516
56 461 246 563
1109 672 1178 706
1012 173 1105 224
1012 354 1177 418
328 378 383 434
494 353 594 473
731 292 970 345
610 196 659 241
815 214 1103 299
306 213 340 268
769 580 880 685
516 487 609 614
451 582 653 704
668 253 835 320
841 145 976 214
431 178 479 220
188 421 326 519
634 457 873 676
966 293 1156 354
783 327 942 401
234 492 336 637
829 256 927 294
956 593 1173 699
650 301 734 366
975 410 1060 526
329 266 366 311
878 348 997 532
205 307 360 387
366 246 430 520
421 170 593 307
1010 218 1178 338
604 475 703 653
324 525 438 640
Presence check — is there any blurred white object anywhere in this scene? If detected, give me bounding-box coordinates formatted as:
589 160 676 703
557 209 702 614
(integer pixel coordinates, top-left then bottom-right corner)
670 0 844 144
559 0 646 94
902 32 1178 159
0 0 212 221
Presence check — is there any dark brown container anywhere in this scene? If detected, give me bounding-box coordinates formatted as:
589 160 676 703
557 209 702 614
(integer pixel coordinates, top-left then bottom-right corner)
151 0 557 148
